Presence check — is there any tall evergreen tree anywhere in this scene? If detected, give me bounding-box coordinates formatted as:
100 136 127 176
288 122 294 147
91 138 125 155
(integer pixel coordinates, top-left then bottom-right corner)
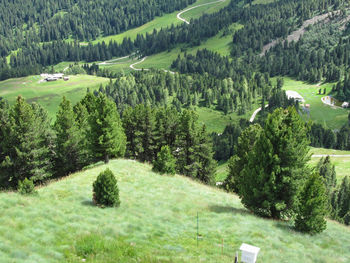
89 93 126 163
1 96 53 187
317 156 337 194
237 107 310 219
295 173 328 234
54 97 83 177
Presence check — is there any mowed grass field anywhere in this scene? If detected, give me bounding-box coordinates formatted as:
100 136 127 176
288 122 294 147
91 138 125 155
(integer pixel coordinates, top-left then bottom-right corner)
0 159 349 263
88 0 231 45
281 77 349 130
0 75 110 119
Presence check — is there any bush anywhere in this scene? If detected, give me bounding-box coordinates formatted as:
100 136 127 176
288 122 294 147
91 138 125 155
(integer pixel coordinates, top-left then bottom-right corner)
152 146 176 175
18 178 37 195
93 169 120 207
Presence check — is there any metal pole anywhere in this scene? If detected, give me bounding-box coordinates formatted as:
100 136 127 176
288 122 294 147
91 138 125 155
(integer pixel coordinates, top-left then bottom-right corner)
197 212 199 247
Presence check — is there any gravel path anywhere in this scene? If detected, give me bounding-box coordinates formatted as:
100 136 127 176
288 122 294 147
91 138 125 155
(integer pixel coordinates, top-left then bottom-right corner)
177 0 226 24
130 57 149 71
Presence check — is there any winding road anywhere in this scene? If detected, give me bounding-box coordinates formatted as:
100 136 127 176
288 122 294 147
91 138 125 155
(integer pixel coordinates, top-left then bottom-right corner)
250 104 269 122
176 0 227 24
129 57 149 71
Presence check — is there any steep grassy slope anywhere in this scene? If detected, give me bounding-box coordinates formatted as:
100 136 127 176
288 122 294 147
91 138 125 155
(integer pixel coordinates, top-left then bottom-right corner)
0 159 349 262
0 75 109 119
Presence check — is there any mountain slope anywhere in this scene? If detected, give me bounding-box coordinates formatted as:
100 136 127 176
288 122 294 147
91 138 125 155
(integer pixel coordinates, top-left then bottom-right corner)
0 159 349 262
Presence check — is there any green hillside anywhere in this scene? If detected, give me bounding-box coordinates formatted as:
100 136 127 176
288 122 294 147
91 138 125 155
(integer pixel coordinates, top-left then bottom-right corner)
0 75 109 119
0 159 349 262
88 0 231 45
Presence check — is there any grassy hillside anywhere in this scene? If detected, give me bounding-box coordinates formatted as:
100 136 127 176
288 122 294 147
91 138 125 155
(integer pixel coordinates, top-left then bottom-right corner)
0 159 349 262
280 77 349 130
0 75 109 119
88 0 230 45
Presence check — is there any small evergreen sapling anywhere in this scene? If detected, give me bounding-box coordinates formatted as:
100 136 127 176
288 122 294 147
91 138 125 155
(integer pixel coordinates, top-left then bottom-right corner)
153 146 176 175
295 173 328 234
93 169 120 207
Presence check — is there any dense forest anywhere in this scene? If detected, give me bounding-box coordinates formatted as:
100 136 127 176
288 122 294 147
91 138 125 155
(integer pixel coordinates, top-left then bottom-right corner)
0 0 195 53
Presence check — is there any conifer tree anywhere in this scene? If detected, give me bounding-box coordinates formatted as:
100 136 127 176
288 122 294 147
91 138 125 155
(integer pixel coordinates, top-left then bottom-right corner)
237 107 310 219
317 156 337 194
54 97 83 176
194 125 216 184
1 96 53 187
295 173 328 234
89 93 126 163
152 145 176 175
225 124 263 193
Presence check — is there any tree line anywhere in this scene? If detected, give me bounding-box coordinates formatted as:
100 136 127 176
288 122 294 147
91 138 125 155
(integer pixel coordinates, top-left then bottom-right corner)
0 93 216 189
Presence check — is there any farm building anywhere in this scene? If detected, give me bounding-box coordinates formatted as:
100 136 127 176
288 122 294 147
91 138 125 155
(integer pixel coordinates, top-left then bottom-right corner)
41 73 64 81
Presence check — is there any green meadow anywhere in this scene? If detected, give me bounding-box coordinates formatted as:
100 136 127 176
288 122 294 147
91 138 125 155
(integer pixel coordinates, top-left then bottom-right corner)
0 159 349 262
0 75 109 119
281 77 349 130
137 23 243 71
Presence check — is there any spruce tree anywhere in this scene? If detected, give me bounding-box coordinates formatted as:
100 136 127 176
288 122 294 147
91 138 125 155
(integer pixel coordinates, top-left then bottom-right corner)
194 125 216 184
224 124 263 193
237 107 310 219
1 96 53 187
54 97 83 177
317 156 337 195
295 173 328 234
152 145 176 175
89 93 126 163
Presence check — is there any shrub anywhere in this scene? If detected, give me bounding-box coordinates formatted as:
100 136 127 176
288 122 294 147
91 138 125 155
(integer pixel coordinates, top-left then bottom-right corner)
18 178 37 195
93 169 120 207
152 146 176 175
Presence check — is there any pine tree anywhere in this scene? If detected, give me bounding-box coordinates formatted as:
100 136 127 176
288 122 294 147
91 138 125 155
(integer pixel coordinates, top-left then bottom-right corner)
295 173 328 234
224 124 263 193
194 125 216 184
1 96 53 187
237 107 310 219
152 145 176 175
335 176 350 224
54 97 83 177
175 110 199 178
89 93 126 163
317 156 337 194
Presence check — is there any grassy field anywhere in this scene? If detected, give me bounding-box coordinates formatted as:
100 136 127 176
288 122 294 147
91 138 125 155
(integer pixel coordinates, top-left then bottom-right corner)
280 77 349 130
196 102 257 133
309 147 350 183
0 75 109 119
0 159 349 263
88 0 230 45
137 23 243 71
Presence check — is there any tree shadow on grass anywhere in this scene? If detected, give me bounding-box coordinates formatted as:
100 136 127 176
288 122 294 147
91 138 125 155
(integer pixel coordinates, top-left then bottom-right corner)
81 199 95 207
208 205 251 216
274 222 296 232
